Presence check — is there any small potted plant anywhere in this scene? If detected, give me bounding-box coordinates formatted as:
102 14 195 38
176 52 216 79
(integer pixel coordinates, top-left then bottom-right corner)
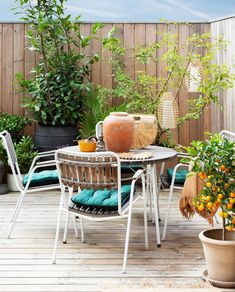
186 133 235 288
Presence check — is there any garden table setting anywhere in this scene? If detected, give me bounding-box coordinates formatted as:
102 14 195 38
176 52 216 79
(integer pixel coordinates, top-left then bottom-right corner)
58 111 178 248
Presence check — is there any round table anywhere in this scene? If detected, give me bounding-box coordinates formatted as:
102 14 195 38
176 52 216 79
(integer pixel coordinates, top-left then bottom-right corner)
60 145 177 246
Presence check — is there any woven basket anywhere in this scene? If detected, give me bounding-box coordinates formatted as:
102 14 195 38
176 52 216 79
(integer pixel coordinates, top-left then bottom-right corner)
130 114 157 149
186 59 203 93
157 92 179 129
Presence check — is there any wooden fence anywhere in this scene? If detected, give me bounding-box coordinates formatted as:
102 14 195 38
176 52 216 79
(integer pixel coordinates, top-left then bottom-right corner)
211 17 235 133
0 22 211 146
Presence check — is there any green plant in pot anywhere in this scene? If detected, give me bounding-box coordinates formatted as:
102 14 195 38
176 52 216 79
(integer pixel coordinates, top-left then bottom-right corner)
185 133 235 288
15 0 102 151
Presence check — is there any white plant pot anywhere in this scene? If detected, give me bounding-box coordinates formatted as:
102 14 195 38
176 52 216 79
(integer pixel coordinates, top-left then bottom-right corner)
7 174 25 192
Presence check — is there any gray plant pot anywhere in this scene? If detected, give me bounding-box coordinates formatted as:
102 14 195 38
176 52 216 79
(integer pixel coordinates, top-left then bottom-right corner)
34 125 78 152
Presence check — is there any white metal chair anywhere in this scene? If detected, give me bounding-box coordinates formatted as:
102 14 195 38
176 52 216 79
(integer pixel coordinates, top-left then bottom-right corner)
0 130 60 238
53 149 148 273
162 154 190 240
220 130 235 141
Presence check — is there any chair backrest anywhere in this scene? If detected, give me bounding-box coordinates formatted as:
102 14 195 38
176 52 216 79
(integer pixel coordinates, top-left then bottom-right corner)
0 131 23 190
55 150 123 211
220 130 235 141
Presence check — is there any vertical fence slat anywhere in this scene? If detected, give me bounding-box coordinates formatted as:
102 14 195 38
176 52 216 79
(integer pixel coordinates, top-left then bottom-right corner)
123 23 135 80
13 23 25 116
145 24 157 77
2 24 14 114
101 24 113 90
134 24 146 79
178 24 190 146
91 26 102 86
24 24 36 135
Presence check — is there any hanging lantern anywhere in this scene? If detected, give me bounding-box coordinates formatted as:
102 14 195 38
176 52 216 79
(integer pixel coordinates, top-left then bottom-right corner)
186 59 203 93
158 92 179 129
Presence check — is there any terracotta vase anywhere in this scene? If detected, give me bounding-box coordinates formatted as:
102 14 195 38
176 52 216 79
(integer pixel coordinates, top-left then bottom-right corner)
103 112 134 153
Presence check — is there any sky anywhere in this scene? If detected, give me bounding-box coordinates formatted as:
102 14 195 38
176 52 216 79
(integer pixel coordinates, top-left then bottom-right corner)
0 0 235 22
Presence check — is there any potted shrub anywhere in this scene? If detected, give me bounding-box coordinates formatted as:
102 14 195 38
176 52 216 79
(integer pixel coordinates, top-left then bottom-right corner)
15 0 102 151
186 134 235 288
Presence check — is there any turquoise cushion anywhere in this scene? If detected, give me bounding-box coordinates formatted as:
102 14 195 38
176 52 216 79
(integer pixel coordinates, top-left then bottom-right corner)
22 170 59 187
167 168 188 184
71 185 132 211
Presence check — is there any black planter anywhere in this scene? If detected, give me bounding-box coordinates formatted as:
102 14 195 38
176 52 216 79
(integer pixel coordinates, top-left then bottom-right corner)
34 125 78 152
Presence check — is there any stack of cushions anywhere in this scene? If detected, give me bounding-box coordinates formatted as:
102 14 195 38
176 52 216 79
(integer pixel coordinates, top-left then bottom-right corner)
22 170 59 188
70 184 132 212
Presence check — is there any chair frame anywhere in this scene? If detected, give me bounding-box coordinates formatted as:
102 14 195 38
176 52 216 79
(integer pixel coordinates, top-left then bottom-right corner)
52 149 148 273
0 130 60 238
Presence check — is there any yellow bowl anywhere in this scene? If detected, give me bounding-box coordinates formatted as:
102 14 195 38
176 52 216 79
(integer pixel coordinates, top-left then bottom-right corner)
78 140 97 152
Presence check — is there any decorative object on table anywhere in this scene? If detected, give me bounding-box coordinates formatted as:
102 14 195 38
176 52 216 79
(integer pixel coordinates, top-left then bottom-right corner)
78 138 97 152
157 92 179 129
103 112 134 153
118 151 152 160
96 135 106 152
185 131 235 288
186 59 203 93
129 114 157 149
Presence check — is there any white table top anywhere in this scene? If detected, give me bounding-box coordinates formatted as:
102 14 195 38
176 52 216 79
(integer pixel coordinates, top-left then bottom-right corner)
60 145 177 165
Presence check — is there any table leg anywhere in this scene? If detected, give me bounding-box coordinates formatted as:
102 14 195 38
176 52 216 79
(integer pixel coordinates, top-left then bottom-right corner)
150 164 161 247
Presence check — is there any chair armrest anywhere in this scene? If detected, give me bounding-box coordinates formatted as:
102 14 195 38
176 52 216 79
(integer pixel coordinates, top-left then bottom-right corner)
36 160 56 166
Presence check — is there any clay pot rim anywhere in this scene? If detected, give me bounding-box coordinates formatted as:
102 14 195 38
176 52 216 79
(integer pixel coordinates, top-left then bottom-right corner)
110 112 128 116
199 228 235 246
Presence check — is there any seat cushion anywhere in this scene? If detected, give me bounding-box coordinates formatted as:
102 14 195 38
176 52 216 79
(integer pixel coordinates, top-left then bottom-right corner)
121 164 143 174
167 168 188 184
71 185 132 211
22 170 59 187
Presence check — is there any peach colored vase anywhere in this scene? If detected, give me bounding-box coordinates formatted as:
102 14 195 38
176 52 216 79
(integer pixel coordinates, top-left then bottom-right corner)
103 112 134 153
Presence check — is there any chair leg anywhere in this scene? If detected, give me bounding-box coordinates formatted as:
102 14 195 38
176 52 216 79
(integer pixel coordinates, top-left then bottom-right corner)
52 187 65 264
162 183 174 241
10 191 23 222
63 212 70 244
142 175 148 250
8 190 26 239
122 203 133 274
80 218 85 243
73 216 79 238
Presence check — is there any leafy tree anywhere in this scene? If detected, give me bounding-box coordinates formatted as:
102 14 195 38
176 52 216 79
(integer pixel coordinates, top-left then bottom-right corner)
99 25 235 145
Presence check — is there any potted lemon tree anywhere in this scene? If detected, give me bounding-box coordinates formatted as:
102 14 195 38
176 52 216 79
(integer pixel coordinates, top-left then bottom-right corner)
186 133 235 288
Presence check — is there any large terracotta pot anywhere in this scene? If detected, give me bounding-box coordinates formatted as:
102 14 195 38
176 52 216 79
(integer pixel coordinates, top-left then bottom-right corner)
199 228 235 288
103 112 134 153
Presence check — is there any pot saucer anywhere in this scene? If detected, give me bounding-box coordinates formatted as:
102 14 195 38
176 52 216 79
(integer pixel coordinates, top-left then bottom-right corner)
202 269 235 288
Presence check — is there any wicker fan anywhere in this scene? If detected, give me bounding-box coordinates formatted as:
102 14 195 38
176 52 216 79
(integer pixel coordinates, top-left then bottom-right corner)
186 59 203 93
130 114 157 149
157 92 179 129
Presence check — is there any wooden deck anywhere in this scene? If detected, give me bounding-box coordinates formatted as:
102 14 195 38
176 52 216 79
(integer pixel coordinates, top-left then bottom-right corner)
0 190 217 291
